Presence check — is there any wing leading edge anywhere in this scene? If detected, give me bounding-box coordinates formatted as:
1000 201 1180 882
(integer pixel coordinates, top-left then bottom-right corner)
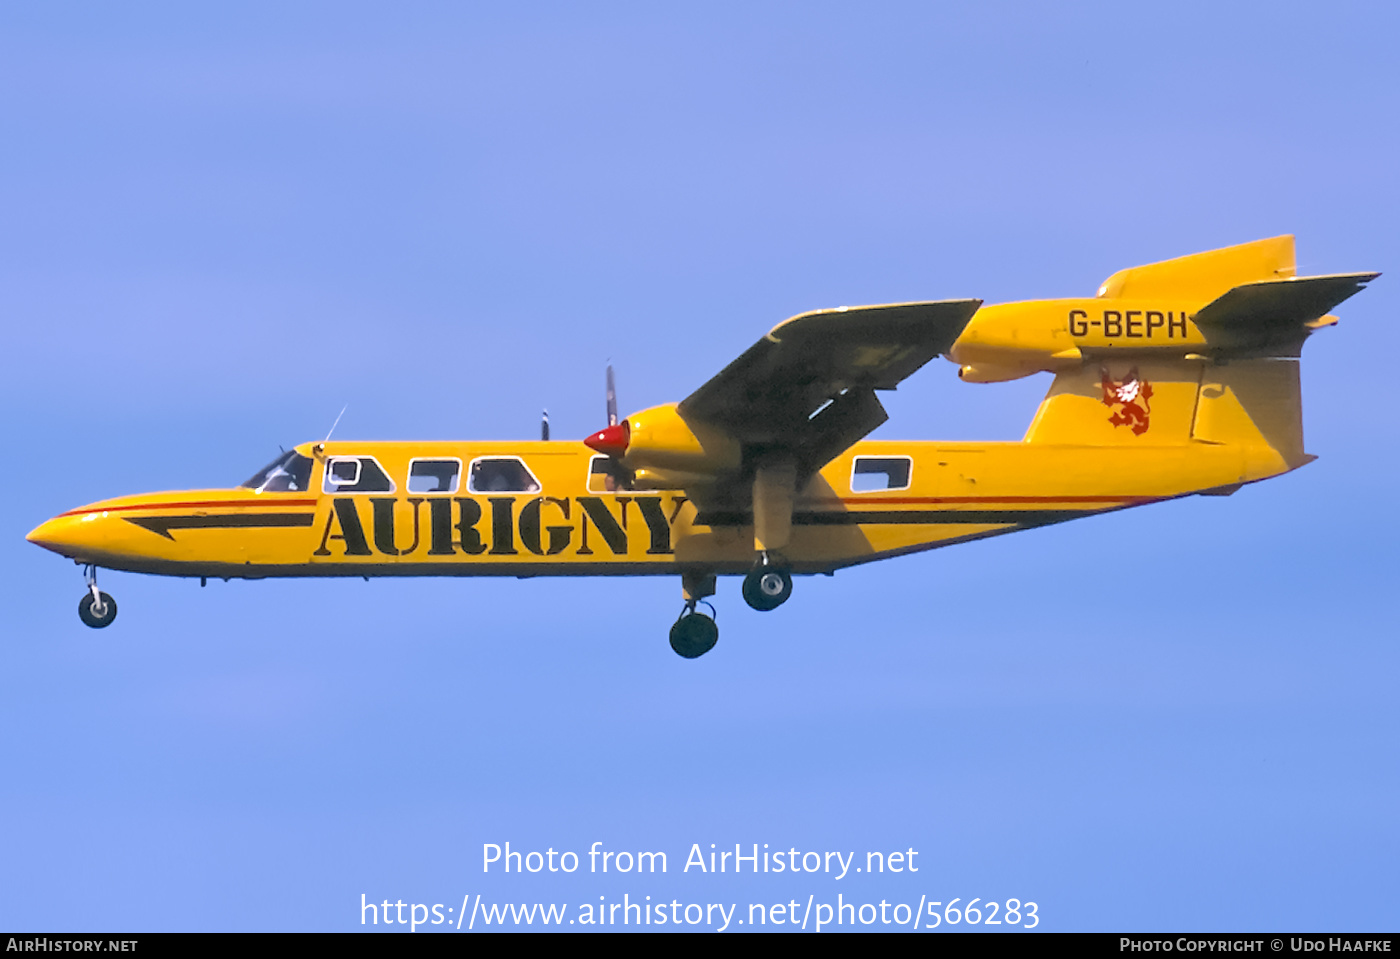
677 299 981 474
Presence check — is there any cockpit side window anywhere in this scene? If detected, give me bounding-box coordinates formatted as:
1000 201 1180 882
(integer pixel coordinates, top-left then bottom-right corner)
241 451 314 493
408 458 461 494
468 457 540 493
323 456 395 494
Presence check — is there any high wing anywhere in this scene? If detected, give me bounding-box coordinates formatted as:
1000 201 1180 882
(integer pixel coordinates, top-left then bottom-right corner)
677 300 981 475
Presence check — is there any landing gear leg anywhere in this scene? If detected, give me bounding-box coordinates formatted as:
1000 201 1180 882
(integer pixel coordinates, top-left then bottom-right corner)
742 552 792 611
670 570 718 658
747 460 796 612
78 564 117 629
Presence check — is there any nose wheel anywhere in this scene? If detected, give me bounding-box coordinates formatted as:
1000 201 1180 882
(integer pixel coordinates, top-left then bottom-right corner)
78 565 118 629
742 557 792 611
670 600 718 659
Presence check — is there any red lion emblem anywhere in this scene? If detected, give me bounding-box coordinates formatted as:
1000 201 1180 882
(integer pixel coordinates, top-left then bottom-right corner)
1100 366 1153 435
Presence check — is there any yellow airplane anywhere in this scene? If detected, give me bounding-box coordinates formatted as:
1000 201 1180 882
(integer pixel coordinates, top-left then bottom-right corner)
26 236 1376 658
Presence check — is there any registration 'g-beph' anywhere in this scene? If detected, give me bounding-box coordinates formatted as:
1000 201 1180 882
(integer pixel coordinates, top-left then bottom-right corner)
26 237 1376 658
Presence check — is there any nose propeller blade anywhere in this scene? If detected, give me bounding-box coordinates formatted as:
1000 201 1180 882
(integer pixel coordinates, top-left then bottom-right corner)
606 364 617 427
586 364 629 457
584 422 629 457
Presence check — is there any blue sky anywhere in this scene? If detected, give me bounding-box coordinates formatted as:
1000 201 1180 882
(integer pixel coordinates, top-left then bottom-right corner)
2 2 1397 932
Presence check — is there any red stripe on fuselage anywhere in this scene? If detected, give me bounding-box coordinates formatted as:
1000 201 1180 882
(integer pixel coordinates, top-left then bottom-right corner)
60 498 318 517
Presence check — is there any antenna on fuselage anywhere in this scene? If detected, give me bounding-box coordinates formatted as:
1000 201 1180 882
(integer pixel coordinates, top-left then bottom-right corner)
541 409 550 441
314 405 348 456
324 405 348 443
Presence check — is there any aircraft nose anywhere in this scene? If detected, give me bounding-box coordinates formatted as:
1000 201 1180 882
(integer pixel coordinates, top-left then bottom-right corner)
26 514 94 557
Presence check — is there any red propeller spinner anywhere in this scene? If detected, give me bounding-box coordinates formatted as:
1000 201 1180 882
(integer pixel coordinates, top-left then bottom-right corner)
584 364 630 457
584 422 629 457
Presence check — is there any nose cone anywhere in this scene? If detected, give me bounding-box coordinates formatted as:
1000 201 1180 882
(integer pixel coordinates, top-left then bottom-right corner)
26 514 96 557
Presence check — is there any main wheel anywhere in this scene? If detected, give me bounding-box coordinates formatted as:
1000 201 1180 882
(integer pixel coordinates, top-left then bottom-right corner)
669 613 719 659
78 591 118 629
742 566 792 611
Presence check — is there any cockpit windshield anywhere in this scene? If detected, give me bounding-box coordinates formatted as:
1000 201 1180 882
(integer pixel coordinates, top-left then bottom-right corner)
241 451 314 493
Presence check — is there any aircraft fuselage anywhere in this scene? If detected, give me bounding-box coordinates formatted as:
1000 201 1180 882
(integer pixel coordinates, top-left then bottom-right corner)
27 436 1283 580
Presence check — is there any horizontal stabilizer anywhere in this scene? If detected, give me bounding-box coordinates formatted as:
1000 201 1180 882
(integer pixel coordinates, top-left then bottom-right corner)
1194 272 1379 353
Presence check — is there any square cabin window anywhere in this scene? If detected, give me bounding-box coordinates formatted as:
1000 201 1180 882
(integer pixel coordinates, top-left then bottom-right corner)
850 456 912 493
327 458 360 487
323 456 395 494
408 458 461 494
468 457 541 493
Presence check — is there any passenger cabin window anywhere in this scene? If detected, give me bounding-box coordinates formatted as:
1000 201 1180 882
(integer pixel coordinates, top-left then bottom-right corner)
468 457 540 493
408 458 461 494
850 456 912 493
241 451 314 493
587 455 632 493
323 456 394 493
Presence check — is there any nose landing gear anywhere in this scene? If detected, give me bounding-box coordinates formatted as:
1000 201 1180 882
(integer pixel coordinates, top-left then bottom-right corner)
78 565 117 629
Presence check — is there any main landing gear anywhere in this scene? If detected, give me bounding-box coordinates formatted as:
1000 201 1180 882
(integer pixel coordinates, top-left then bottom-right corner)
78 564 117 629
667 461 798 657
741 554 793 612
670 601 719 659
670 570 719 659
668 561 795 659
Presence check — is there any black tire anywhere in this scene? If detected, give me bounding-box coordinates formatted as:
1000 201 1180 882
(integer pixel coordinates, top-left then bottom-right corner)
742 566 792 611
78 591 118 629
669 613 719 659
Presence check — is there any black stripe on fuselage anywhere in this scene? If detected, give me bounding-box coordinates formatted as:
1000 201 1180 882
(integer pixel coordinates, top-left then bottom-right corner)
126 513 317 540
695 509 1092 528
